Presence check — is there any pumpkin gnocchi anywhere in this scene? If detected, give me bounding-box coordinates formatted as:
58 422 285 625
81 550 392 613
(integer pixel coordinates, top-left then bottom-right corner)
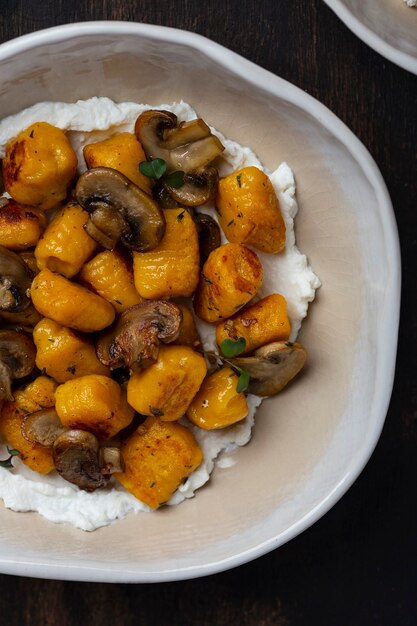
0 99 318 528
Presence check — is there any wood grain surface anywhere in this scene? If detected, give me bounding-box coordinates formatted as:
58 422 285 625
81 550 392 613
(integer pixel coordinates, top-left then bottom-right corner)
0 1 416 624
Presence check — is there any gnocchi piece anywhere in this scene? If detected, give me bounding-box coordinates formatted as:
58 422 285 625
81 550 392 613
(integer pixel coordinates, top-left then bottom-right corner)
0 201 46 250
186 367 248 430
33 318 111 383
193 243 263 323
79 249 143 314
114 416 203 509
31 268 115 332
2 122 77 210
0 376 57 473
172 303 201 349
55 375 134 440
216 294 291 355
127 345 207 421
133 208 200 299
83 132 152 194
34 203 97 278
216 166 286 253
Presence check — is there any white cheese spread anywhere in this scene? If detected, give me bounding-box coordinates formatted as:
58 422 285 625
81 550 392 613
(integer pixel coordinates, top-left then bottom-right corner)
0 98 320 530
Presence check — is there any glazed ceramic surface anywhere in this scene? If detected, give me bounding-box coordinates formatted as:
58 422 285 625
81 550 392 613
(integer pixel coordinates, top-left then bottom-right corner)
324 0 417 74
0 22 400 582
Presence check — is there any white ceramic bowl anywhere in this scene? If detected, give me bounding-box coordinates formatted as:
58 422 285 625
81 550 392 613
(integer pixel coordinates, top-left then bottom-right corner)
0 22 400 582
323 0 417 74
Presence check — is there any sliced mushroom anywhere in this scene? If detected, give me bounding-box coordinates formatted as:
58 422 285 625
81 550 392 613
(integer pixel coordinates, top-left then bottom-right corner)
163 166 218 207
162 117 213 150
152 183 181 209
96 301 182 372
193 211 221 265
0 304 42 327
0 329 36 401
21 408 67 447
99 446 124 475
230 341 307 397
0 246 33 312
75 167 166 251
18 250 40 276
135 110 224 174
53 430 109 492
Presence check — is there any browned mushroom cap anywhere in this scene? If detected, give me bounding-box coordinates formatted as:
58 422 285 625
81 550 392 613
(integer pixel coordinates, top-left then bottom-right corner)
230 341 307 397
75 167 166 252
135 110 225 173
0 329 36 401
96 301 182 372
21 408 67 447
0 246 33 312
193 211 221 265
53 430 109 492
163 166 219 207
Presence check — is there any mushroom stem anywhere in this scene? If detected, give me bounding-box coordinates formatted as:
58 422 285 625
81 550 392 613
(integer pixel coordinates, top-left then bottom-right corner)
162 118 212 150
84 203 128 250
99 446 124 474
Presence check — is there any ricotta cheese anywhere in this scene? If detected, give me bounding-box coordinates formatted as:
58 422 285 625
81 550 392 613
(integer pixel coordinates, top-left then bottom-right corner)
404 0 416 7
0 98 320 530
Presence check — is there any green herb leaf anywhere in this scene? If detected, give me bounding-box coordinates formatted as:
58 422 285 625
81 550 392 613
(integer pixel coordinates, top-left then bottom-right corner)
236 174 242 188
236 369 250 393
139 158 167 180
150 407 164 417
66 365 76 375
176 210 185 222
165 170 185 188
220 337 246 357
0 447 20 469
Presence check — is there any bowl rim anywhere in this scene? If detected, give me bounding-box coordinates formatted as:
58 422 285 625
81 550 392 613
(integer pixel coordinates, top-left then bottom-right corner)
323 0 417 75
0 20 401 582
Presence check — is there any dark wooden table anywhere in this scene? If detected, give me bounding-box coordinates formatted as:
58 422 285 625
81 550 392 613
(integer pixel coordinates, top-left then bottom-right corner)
0 1 416 624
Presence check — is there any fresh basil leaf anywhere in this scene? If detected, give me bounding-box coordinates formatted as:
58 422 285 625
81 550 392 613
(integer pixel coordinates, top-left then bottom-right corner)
139 158 167 180
165 170 185 188
220 337 246 357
